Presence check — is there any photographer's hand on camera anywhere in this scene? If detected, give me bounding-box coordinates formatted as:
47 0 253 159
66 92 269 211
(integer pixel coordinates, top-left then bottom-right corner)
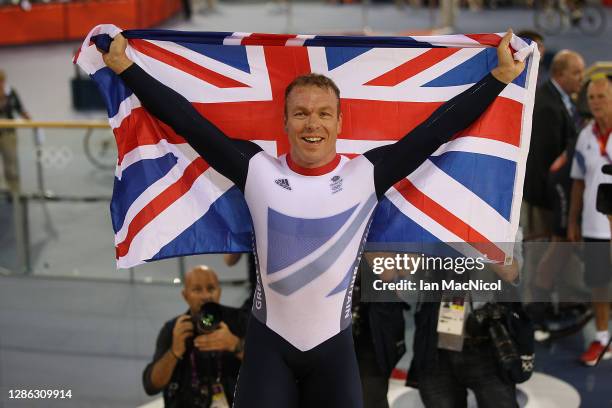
172 315 194 359
194 322 243 358
148 315 193 391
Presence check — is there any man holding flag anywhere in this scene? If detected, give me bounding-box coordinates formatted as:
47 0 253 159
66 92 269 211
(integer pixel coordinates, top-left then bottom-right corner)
98 30 525 407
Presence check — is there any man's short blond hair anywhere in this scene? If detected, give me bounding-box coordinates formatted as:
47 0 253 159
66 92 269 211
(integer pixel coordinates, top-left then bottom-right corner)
284 73 341 116
589 74 612 87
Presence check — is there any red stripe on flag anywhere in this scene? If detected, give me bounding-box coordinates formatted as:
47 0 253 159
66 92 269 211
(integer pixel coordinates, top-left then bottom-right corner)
114 108 188 165
394 179 506 261
365 48 461 86
115 96 520 166
465 34 502 47
341 96 520 146
191 102 283 142
115 157 210 259
241 33 298 46
454 96 522 146
73 48 81 64
129 39 250 88
341 99 441 141
465 34 516 56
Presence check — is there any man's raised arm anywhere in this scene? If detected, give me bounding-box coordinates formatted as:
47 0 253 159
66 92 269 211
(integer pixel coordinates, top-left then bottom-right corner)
364 30 526 199
101 34 262 192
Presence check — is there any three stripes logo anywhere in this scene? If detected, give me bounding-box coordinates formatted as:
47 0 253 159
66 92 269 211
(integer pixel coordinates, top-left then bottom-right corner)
275 178 292 191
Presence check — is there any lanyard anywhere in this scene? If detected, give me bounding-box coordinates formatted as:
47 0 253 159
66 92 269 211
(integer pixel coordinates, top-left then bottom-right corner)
190 349 223 388
594 122 612 163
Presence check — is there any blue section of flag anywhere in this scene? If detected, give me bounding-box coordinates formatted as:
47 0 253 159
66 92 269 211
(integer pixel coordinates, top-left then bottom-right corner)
110 153 178 233
429 151 516 220
423 49 492 87
367 199 463 259
123 29 234 45
423 49 527 88
90 34 112 53
368 197 442 243
148 187 253 261
325 47 371 71
175 42 251 73
91 67 133 118
513 56 529 87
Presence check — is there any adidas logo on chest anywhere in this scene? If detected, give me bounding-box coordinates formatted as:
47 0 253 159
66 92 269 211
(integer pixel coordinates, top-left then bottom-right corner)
274 178 292 191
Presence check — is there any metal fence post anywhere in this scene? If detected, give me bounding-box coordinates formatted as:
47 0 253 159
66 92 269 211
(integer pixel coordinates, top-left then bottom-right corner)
32 127 47 197
178 256 186 282
12 192 31 274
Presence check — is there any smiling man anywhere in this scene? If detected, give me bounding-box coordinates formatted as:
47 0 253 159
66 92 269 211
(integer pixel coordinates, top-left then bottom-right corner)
283 74 342 168
101 31 525 408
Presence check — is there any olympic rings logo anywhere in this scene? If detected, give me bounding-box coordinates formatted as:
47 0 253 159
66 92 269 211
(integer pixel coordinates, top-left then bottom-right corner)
39 146 73 169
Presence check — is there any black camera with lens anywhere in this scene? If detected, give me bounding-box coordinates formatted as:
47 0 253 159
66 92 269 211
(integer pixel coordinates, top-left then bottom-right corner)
192 302 222 335
596 164 612 215
466 303 519 370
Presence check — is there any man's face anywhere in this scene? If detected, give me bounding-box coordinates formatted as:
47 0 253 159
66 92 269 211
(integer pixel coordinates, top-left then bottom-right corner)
587 80 612 122
557 56 585 95
182 268 221 315
284 85 342 168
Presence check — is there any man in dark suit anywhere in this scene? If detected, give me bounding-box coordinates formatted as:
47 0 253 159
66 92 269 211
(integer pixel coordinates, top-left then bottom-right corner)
524 49 584 240
523 50 588 327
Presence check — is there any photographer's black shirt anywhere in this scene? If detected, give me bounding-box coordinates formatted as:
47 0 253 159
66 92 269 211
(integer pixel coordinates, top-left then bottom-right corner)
143 305 248 408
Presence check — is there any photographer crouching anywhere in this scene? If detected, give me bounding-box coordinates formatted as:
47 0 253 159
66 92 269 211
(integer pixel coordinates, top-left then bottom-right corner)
408 247 534 408
143 265 248 408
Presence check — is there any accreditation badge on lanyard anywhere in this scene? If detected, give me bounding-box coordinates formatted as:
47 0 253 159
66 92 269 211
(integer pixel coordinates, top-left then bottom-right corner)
437 295 470 351
210 383 230 408
190 351 230 408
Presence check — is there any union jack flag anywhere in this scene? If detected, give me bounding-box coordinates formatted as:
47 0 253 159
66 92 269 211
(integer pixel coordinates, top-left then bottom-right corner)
75 24 538 268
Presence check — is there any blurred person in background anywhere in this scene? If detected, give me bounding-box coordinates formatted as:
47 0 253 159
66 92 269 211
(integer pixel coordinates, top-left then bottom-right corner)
408 258 526 408
194 0 217 14
143 265 248 407
568 76 612 366
524 49 584 242
181 0 193 19
0 69 30 195
353 253 406 408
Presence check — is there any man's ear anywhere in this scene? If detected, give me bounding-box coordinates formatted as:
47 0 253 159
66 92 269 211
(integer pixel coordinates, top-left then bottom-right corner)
337 112 343 134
